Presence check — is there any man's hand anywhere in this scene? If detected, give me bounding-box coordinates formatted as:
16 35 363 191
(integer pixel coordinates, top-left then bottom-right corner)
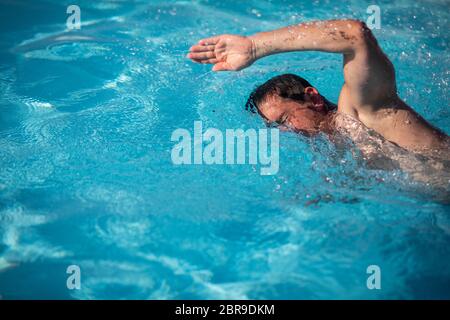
188 35 256 72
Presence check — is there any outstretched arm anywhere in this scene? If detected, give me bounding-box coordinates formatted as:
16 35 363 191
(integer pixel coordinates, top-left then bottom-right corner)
188 19 396 111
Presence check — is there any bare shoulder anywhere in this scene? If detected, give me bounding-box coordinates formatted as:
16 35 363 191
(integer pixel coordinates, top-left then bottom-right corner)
352 96 448 153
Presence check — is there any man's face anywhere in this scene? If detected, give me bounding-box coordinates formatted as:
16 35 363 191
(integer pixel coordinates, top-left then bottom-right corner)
257 90 328 135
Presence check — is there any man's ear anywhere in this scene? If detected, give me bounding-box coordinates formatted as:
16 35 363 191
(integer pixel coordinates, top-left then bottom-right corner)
304 87 319 96
304 86 325 111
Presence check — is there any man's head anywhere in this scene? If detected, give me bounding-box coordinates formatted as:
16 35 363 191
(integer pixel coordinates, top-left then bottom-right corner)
246 74 335 135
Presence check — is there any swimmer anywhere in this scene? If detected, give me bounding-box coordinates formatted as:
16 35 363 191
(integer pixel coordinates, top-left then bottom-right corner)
187 19 449 159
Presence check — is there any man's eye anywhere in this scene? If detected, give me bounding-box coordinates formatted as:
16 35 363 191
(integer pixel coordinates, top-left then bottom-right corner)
277 114 289 125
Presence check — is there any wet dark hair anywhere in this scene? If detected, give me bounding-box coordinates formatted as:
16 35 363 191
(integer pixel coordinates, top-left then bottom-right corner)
245 73 336 114
245 74 313 113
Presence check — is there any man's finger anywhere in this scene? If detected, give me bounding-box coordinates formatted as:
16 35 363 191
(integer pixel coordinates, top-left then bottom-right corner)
189 58 202 64
188 51 216 60
198 36 220 45
203 58 219 64
190 58 219 65
189 45 215 52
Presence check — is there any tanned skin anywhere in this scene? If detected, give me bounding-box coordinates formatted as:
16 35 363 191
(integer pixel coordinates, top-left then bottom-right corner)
188 19 448 155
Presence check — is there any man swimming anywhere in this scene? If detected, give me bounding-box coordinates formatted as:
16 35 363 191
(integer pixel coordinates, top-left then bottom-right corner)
187 19 449 159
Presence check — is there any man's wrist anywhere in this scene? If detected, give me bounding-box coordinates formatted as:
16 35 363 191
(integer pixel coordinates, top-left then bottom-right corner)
248 34 264 60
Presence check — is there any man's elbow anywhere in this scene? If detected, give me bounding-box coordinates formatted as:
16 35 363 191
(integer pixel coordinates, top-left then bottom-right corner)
345 19 376 47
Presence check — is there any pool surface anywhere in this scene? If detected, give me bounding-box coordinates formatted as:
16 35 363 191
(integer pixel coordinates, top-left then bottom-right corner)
0 0 449 299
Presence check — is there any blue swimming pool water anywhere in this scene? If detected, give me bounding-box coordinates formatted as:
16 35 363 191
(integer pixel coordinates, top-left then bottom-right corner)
0 0 449 299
